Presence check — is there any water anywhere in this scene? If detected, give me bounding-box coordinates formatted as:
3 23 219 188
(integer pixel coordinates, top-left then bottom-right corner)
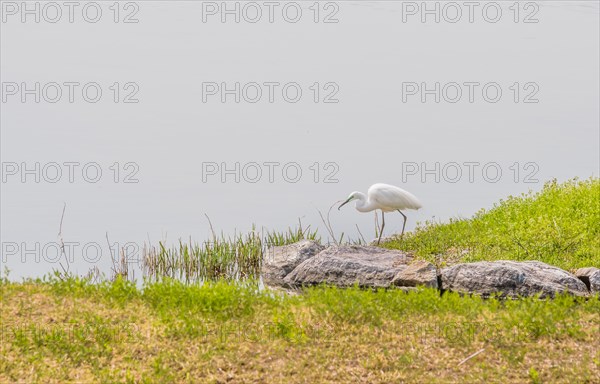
1 1 598 280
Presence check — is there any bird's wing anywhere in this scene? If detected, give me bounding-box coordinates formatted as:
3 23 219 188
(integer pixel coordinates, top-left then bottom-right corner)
369 184 422 211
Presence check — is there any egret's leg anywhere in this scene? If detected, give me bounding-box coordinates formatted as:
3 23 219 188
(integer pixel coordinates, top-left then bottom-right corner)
377 211 385 245
397 210 408 237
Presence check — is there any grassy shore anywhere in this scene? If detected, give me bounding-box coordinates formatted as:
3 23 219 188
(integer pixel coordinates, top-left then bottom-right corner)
1 178 599 383
1 278 599 383
384 178 600 271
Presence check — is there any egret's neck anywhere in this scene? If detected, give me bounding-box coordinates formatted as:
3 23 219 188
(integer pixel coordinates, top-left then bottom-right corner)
354 193 377 212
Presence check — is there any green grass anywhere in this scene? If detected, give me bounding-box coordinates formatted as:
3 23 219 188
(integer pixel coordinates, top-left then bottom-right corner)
142 224 319 282
2 178 599 382
383 178 600 271
1 277 599 383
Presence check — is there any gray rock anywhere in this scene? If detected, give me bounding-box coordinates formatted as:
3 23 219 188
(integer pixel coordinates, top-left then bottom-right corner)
283 245 411 288
261 240 324 287
441 261 589 298
575 267 600 293
391 260 438 288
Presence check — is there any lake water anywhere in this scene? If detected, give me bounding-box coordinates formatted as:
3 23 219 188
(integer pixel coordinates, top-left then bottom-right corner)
1 1 598 280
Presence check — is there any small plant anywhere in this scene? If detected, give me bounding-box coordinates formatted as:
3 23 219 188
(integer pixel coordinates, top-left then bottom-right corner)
528 367 541 383
1 266 10 284
265 219 320 246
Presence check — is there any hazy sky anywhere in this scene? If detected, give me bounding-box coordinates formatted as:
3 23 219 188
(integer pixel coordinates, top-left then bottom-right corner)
1 1 598 279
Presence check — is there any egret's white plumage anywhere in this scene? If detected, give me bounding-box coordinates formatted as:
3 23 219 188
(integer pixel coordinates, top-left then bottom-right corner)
338 183 422 244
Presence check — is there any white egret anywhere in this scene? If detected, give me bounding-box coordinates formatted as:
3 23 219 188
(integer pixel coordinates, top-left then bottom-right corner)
338 183 422 245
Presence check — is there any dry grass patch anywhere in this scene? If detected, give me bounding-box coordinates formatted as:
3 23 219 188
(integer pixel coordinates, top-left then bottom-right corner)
2 278 599 383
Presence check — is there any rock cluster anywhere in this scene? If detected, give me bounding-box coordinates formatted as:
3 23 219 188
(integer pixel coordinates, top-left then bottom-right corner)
262 241 598 298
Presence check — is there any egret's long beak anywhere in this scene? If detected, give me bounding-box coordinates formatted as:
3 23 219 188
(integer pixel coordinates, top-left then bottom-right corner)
338 197 352 210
